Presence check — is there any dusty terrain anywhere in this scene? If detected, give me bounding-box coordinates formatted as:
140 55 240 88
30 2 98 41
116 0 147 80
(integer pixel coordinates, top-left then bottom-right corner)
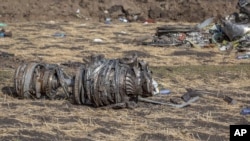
0 21 250 141
0 0 238 23
1 0 250 141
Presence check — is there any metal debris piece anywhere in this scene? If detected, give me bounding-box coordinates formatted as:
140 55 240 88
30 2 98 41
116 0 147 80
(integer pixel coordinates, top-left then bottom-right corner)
223 96 237 105
138 96 200 108
181 93 191 102
0 28 12 37
170 97 182 105
140 1 250 50
14 63 72 99
221 20 250 41
14 54 158 108
211 19 250 53
209 0 250 52
142 23 213 47
237 0 250 23
181 88 205 102
241 107 250 115
182 88 238 106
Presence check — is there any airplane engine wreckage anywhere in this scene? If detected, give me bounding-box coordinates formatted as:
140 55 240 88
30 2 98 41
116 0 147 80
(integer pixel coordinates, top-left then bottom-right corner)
14 54 199 108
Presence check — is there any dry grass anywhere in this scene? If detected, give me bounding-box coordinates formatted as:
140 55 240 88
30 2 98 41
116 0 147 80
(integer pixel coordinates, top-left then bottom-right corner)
0 21 250 141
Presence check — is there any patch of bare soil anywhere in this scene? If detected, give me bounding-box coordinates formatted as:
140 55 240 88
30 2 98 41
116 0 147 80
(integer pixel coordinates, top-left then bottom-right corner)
0 51 24 69
0 0 238 23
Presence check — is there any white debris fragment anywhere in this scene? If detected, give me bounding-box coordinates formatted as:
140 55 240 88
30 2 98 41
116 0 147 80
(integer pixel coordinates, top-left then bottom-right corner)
93 38 104 43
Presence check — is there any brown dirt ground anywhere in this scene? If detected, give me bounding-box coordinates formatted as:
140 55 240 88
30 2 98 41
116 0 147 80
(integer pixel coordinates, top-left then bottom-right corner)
0 21 250 141
0 0 238 23
1 0 250 141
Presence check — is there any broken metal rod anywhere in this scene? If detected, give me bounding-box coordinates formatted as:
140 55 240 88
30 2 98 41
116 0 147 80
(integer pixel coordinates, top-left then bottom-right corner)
138 96 200 108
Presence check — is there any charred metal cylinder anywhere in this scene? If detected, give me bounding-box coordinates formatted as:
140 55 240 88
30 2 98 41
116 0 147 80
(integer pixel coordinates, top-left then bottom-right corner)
14 54 155 107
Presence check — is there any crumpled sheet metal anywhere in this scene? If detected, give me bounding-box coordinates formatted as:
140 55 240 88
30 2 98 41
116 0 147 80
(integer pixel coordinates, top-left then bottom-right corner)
221 20 250 41
238 0 250 15
14 54 156 108
210 17 250 52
